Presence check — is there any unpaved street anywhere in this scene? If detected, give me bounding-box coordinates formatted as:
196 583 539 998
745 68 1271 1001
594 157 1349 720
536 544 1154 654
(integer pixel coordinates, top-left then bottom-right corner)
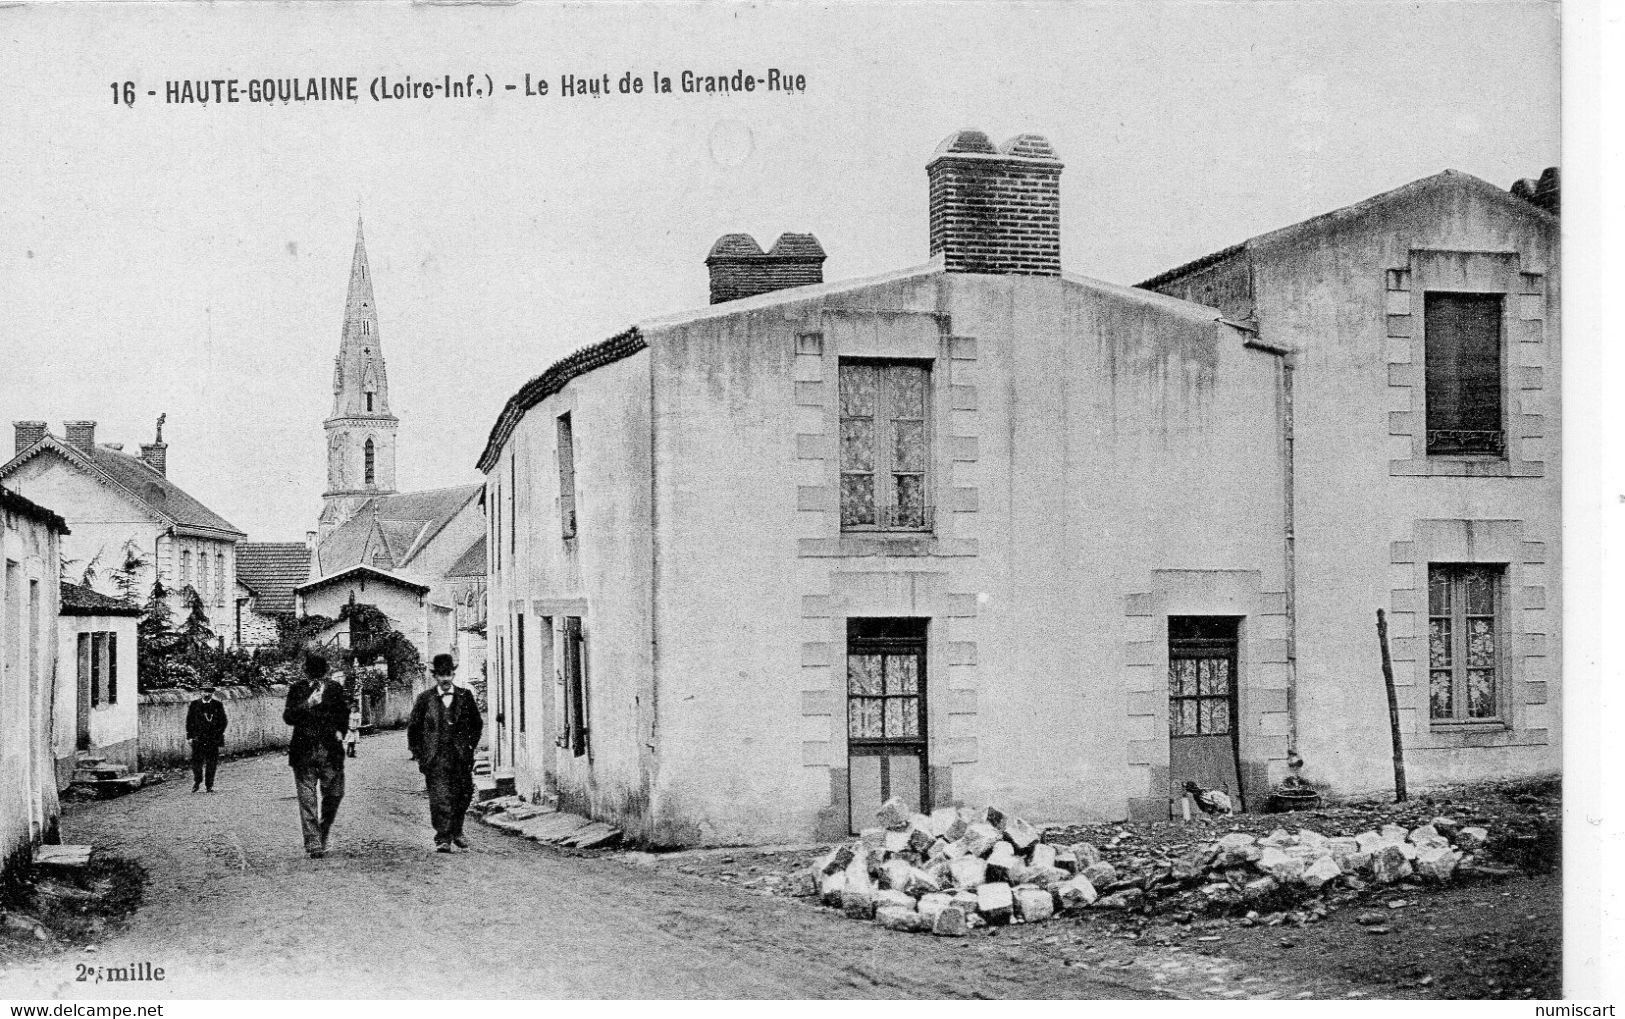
0 732 1161 999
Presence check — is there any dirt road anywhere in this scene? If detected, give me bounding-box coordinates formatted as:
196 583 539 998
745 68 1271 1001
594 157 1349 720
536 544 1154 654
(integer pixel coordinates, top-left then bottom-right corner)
0 731 1162 999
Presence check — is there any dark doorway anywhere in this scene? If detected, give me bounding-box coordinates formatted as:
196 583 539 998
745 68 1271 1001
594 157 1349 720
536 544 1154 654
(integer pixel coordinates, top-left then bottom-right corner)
1167 616 1244 811
846 618 928 833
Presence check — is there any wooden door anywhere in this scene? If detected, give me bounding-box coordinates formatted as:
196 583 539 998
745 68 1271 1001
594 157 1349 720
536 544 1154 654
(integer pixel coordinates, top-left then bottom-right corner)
846 619 928 833
1167 616 1243 810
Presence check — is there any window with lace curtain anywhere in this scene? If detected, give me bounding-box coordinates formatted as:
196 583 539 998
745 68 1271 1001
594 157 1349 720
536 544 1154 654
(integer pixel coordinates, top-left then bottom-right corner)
1428 564 1503 721
838 361 931 531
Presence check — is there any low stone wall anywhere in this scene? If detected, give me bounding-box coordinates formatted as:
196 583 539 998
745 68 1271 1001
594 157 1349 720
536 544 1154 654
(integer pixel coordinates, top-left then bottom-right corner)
139 682 422 768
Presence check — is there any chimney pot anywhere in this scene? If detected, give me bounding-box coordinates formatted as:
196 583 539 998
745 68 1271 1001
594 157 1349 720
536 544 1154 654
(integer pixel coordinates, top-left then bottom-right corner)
12 421 47 456
706 232 826 304
927 129 1064 276
64 420 97 451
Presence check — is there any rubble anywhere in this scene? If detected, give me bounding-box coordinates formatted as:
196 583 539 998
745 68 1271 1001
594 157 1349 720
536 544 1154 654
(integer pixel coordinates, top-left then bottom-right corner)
800 794 1501 937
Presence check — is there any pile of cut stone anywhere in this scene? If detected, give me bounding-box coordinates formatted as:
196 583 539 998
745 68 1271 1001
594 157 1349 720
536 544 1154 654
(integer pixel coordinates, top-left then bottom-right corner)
806 800 1493 936
806 800 1113 936
1187 818 1489 912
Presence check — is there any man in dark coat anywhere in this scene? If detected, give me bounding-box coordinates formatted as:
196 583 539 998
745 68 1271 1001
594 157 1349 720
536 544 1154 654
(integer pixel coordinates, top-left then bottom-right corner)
184 685 228 793
407 654 483 852
283 653 350 859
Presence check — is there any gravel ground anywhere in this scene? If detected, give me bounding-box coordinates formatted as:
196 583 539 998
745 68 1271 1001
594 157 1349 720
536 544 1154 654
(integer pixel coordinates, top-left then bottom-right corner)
0 731 1168 1000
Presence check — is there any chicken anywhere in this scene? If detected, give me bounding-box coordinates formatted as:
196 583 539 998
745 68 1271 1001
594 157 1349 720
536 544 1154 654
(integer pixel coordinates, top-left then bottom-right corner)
1183 780 1235 816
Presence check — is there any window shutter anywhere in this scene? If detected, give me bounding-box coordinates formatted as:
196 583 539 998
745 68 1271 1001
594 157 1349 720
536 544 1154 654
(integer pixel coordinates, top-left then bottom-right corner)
1425 293 1504 455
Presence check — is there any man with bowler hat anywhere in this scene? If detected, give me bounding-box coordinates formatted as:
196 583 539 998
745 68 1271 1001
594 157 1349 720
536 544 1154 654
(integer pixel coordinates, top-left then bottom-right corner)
407 654 483 852
283 652 350 858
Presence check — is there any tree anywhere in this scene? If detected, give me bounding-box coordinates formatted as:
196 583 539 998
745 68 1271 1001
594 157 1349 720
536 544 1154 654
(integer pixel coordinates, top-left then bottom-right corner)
109 540 149 603
177 586 216 654
137 578 182 690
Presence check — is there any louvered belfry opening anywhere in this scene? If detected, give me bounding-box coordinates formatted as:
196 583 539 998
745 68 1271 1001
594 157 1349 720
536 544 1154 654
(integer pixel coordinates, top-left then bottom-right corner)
1424 292 1504 456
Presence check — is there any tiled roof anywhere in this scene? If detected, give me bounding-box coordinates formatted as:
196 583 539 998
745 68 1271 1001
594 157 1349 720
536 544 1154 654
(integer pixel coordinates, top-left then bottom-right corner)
60 581 142 616
296 563 431 596
236 542 310 615
0 484 69 533
1137 169 1557 291
2 436 243 538
444 536 486 579
315 485 481 577
476 327 646 473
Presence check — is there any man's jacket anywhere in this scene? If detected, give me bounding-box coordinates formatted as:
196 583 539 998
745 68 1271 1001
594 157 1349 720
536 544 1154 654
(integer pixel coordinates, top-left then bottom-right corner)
185 698 229 748
282 678 350 767
407 685 483 772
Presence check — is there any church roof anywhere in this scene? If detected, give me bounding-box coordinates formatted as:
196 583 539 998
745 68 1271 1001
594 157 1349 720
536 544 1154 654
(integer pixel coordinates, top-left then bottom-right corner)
236 542 311 615
2 435 243 539
444 535 487 579
315 484 481 578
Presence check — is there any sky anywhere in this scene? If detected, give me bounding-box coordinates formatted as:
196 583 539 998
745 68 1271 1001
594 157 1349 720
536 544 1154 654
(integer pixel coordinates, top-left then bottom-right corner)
0 0 1561 540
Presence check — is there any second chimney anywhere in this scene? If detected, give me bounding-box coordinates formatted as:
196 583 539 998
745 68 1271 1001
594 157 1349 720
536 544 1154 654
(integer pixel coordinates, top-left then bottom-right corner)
706 233 826 304
64 420 97 452
13 421 47 456
927 129 1064 276
140 442 168 476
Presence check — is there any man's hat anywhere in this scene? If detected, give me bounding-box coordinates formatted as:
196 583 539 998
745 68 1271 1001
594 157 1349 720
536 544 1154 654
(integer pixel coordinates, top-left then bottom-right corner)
431 653 456 676
303 652 330 679
201 684 216 693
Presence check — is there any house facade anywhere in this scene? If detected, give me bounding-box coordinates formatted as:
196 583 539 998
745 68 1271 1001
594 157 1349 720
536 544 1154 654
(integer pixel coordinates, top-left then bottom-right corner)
477 132 1560 847
56 582 142 777
1 486 67 878
234 541 310 648
2 420 245 635
1139 168 1560 793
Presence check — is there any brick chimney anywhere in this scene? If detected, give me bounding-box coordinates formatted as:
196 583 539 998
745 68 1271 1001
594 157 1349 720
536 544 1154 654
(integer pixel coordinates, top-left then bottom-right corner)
706 232 826 304
927 129 1064 275
139 442 167 476
13 421 47 455
63 420 97 452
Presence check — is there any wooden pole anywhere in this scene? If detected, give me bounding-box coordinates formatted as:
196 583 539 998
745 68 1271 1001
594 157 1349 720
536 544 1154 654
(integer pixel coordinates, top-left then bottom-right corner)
1376 609 1407 802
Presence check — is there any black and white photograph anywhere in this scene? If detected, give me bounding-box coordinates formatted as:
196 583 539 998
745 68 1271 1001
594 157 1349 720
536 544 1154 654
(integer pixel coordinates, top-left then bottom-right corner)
0 0 1610 1004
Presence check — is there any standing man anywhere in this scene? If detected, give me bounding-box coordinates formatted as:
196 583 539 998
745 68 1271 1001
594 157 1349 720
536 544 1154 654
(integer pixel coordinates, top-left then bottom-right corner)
184 685 228 793
407 654 483 853
283 653 350 859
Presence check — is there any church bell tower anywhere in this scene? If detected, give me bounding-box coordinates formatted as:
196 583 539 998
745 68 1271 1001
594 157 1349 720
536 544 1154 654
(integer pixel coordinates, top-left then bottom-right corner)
320 218 399 534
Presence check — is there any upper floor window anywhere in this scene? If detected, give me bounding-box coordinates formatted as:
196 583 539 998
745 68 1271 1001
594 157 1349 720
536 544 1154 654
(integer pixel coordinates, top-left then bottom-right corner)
1425 293 1504 457
215 553 226 604
839 361 931 531
1428 564 1502 722
557 414 577 540
181 550 192 586
364 438 376 485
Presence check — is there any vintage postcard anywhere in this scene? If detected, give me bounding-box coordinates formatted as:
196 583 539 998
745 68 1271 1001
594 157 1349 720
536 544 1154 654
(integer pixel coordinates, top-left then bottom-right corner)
0 0 1598 1005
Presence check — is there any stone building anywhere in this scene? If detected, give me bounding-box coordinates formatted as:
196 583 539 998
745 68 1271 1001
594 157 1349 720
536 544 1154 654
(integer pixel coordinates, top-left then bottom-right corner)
2 419 245 632
56 582 142 777
233 541 310 648
1139 167 1560 794
1 485 67 877
476 131 1560 846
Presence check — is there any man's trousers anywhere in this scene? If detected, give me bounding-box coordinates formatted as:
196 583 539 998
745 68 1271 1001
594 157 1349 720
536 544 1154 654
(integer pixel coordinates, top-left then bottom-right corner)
190 741 219 790
422 760 473 843
292 754 345 853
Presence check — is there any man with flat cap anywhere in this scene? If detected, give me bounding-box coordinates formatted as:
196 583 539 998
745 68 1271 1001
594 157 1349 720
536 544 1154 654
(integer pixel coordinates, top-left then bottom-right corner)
283 652 351 858
407 654 483 852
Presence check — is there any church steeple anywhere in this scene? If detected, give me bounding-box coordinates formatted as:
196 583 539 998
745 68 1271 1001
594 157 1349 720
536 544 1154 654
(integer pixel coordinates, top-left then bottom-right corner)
322 218 399 527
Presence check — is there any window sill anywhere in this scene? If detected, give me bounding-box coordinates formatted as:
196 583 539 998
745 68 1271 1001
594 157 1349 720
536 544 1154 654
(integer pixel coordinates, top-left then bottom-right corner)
1427 718 1508 732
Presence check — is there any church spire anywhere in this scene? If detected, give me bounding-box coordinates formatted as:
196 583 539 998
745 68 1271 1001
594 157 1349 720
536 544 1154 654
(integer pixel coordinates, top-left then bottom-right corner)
322 218 398 519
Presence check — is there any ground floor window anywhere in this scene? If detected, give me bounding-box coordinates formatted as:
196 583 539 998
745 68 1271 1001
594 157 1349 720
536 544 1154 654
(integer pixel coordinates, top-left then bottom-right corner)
561 616 589 758
78 631 118 707
1428 564 1502 721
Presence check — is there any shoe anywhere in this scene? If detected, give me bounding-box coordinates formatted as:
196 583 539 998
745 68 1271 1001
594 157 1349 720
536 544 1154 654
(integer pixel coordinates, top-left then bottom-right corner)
435 841 453 853
205 787 214 793
307 849 325 859
191 785 201 793
451 836 470 849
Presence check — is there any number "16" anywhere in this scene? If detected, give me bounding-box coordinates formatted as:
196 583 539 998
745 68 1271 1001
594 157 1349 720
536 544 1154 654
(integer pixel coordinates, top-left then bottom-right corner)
110 81 135 106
